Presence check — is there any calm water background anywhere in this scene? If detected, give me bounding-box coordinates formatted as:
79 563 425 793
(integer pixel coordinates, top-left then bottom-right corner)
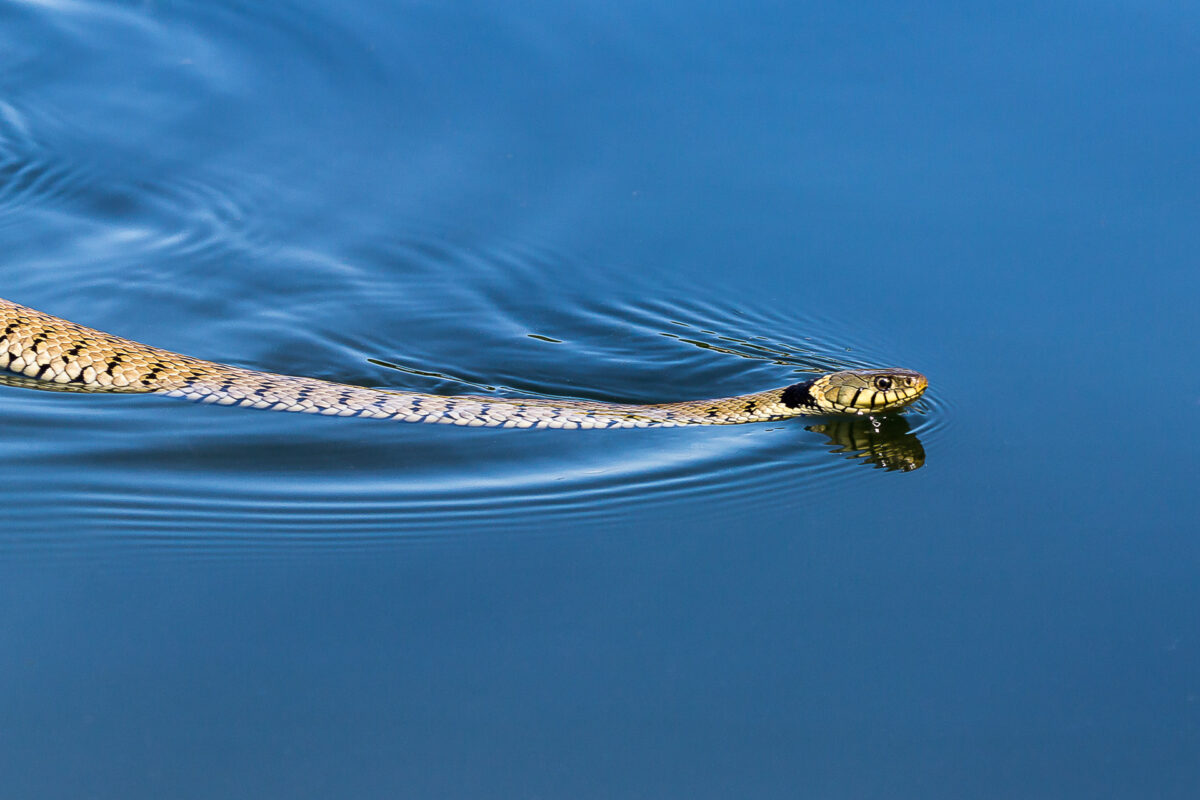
1 1 1198 797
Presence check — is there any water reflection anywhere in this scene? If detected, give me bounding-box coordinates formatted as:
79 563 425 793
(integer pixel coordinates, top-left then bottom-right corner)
806 415 926 472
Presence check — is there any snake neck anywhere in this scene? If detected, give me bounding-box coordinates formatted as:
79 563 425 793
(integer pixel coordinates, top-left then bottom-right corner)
649 384 820 424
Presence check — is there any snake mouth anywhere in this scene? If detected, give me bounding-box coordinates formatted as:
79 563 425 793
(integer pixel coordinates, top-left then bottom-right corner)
814 368 928 415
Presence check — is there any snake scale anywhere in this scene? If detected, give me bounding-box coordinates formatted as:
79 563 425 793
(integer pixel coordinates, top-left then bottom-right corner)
0 297 927 428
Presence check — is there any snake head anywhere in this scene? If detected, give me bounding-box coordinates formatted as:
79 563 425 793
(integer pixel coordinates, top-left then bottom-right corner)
783 368 927 415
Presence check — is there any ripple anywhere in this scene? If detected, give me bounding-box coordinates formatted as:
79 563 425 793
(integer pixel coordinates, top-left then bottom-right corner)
0 100 102 225
336 239 941 414
0 0 945 555
0 0 382 276
0 388 922 554
0 227 940 556
0 103 276 307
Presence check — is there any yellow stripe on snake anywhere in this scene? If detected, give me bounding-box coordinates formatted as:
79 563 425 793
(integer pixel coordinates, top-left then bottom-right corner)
0 297 927 428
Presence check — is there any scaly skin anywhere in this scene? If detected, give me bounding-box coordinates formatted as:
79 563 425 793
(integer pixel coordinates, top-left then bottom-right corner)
0 297 927 428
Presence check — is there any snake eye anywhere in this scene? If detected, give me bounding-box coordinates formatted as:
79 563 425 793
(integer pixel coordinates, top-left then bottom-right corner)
874 376 892 391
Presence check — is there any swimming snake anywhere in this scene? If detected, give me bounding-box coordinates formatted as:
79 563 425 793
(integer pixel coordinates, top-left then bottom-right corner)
0 297 926 428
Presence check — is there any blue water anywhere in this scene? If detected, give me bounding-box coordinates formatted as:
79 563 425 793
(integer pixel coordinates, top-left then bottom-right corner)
2 1 1198 797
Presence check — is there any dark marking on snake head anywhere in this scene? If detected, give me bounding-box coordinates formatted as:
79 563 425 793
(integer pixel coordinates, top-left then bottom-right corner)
781 379 818 409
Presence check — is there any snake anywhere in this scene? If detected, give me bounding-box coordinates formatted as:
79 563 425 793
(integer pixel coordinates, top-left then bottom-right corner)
0 297 927 428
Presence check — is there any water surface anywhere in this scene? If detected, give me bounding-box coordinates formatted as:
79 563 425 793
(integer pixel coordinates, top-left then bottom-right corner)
1 1 1198 797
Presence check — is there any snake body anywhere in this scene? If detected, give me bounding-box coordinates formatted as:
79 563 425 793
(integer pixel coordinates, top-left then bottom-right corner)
0 297 927 428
